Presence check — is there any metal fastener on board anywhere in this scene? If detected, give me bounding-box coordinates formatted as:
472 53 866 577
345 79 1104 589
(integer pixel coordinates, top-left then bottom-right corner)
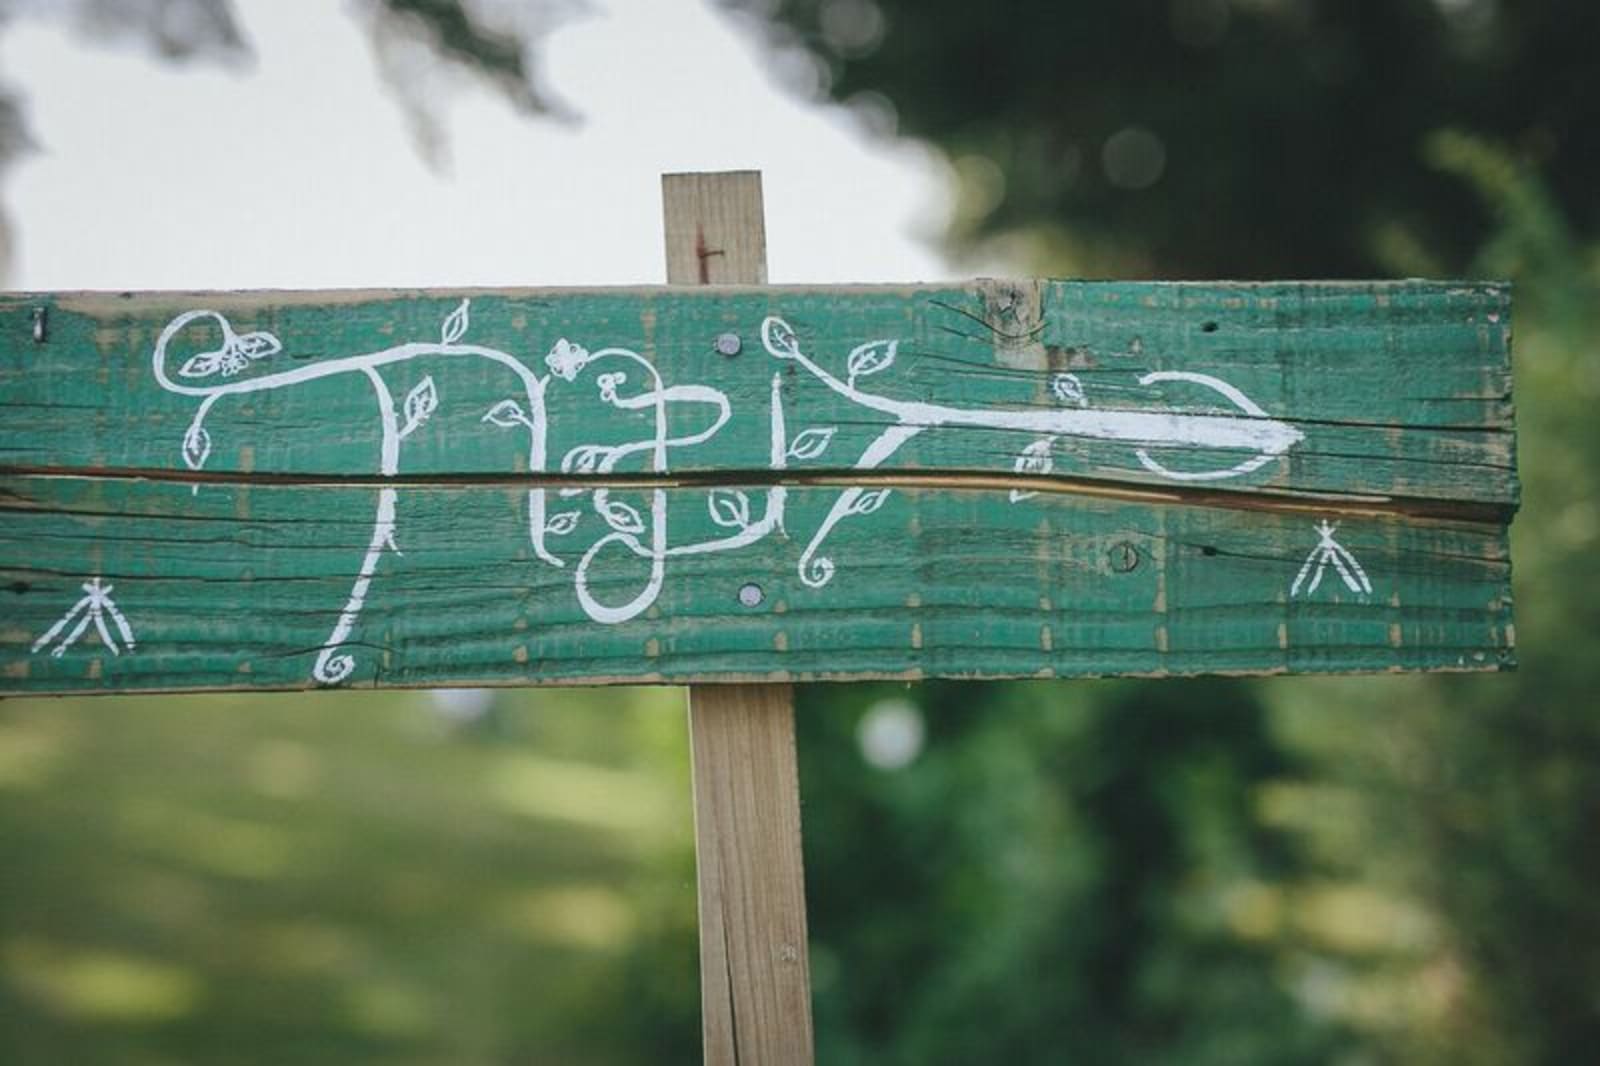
1110 542 1140 572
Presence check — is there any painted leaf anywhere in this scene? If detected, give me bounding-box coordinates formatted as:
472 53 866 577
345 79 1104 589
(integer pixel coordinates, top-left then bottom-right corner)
850 488 892 516
1009 437 1055 503
399 376 438 439
441 299 470 344
761 316 800 359
182 422 211 470
1051 373 1085 406
177 350 223 378
601 499 646 535
846 339 897 383
786 427 836 462
1014 437 1055 476
708 488 751 529
234 331 282 361
482 398 529 428
544 510 580 536
561 444 608 475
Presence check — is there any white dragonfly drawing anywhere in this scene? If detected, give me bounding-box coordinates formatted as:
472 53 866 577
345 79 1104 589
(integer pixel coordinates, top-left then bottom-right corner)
1290 520 1372 598
31 577 137 657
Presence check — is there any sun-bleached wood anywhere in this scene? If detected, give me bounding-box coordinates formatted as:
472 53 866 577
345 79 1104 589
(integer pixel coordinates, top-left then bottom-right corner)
685 681 813 1066
666 170 814 1066
663 170 769 287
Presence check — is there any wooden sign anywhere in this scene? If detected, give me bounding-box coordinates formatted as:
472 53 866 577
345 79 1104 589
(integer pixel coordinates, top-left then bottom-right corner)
0 280 1515 694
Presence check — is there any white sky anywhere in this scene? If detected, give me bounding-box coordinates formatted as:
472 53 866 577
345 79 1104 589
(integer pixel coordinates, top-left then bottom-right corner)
1 0 955 291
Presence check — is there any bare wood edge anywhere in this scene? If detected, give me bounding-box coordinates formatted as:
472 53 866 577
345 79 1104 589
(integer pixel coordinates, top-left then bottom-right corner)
0 654 1519 700
4 276 1511 310
666 170 816 1066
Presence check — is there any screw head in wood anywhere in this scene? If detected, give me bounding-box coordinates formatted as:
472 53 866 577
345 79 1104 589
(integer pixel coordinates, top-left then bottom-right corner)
715 332 742 357
738 582 764 607
1110 541 1140 572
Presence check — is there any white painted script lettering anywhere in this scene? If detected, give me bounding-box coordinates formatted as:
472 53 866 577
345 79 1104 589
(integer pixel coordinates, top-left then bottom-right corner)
153 306 1304 683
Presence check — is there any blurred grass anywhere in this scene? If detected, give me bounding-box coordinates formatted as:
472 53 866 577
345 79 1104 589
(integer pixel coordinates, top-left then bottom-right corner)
0 686 700 1065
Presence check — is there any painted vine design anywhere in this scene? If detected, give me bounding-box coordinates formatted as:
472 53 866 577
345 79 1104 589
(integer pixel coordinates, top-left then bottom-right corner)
151 302 1306 684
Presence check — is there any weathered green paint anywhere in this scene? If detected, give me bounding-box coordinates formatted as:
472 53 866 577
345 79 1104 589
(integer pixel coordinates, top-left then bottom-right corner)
1 475 1511 691
1 281 1513 502
0 281 1514 693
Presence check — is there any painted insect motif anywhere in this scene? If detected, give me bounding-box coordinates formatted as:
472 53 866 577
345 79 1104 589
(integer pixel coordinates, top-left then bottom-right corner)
31 577 136 658
1290 520 1372 598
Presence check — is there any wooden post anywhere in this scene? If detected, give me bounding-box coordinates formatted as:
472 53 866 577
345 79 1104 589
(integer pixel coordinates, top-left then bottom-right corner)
663 171 815 1066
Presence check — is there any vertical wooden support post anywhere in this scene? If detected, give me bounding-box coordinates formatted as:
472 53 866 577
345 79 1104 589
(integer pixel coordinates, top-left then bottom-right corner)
663 171 815 1066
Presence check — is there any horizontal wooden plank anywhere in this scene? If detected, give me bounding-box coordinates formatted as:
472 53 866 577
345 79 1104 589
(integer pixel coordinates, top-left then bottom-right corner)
0 280 1515 692
0 281 1515 509
0 475 1512 694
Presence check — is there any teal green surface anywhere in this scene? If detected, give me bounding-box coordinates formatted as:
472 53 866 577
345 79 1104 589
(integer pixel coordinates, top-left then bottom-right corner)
0 282 1514 692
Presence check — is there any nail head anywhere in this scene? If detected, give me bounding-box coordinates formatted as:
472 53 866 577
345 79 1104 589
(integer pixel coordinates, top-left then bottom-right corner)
715 332 742 357
738 582 764 608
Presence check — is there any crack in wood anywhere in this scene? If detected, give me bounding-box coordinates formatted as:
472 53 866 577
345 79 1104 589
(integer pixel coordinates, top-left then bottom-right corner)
0 464 1516 525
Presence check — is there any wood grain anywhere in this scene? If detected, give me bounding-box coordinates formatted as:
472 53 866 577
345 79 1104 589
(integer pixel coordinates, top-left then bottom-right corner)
667 170 815 1066
662 170 769 286
0 278 1516 694
0 475 1512 692
0 281 1515 507
686 682 812 1066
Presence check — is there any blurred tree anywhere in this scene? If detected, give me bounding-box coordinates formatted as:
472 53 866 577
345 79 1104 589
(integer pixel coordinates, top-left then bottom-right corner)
1268 141 1600 1065
792 679 1358 1065
704 4 1600 1060
6 1 1596 281
719 0 1600 279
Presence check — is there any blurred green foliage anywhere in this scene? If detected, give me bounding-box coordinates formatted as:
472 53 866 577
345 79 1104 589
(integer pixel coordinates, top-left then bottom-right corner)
0 688 702 1064
5 3 1600 1064
794 679 1356 1066
723 0 1600 280
776 134 1600 1066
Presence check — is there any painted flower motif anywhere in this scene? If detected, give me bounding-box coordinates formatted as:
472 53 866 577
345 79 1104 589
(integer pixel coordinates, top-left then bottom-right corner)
1050 373 1086 407
596 371 627 404
177 320 281 379
546 338 591 381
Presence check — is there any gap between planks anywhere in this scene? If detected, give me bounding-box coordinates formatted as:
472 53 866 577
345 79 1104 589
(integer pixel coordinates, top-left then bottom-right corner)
0 465 1515 526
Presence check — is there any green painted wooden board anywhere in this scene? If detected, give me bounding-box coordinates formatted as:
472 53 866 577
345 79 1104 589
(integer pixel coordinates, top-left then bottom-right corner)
0 281 1515 693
